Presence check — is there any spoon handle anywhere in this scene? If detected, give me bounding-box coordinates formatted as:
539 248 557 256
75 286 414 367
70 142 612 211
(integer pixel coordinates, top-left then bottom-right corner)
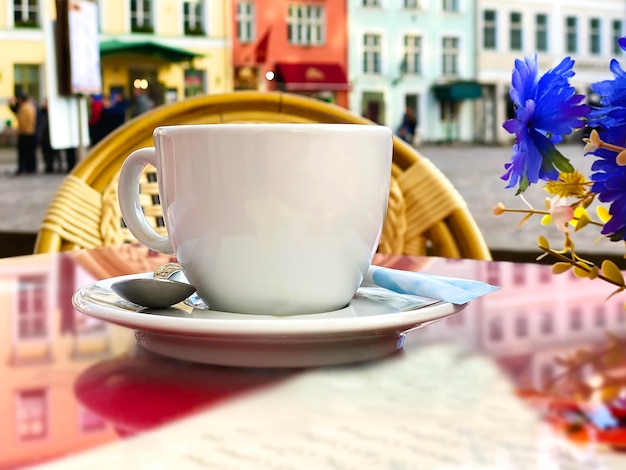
154 262 183 280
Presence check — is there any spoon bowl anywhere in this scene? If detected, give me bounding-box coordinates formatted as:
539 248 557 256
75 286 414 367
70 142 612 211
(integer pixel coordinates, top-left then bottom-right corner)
111 263 197 309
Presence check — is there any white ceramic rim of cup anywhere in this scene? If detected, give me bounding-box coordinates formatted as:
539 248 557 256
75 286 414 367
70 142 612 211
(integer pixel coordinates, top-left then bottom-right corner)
154 123 391 134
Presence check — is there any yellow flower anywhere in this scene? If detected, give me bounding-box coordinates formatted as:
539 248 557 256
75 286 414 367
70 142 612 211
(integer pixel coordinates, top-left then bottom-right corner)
544 171 590 198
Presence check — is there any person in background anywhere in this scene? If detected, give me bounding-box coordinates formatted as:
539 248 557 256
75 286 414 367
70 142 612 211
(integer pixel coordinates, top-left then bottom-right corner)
100 93 128 138
397 107 417 145
131 88 154 118
88 94 104 148
7 92 37 176
36 98 60 174
63 147 77 173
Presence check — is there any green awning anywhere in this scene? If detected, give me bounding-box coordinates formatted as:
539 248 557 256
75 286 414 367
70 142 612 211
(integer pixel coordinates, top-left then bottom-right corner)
433 81 483 101
99 40 203 63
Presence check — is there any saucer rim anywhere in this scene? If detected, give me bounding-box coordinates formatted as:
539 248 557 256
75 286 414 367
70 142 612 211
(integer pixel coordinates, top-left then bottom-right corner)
72 272 466 338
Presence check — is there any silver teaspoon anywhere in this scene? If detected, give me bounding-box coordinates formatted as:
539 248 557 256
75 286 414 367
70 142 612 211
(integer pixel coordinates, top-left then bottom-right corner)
111 263 197 309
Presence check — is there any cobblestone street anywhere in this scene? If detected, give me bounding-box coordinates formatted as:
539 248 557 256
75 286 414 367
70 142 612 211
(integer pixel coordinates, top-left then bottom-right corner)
0 142 622 258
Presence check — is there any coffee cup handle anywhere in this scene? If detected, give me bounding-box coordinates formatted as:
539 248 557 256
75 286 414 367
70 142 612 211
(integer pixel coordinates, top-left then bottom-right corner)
118 147 174 255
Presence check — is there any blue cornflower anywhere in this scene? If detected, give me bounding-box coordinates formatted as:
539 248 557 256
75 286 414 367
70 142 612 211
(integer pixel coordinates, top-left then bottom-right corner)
586 37 626 240
502 55 590 194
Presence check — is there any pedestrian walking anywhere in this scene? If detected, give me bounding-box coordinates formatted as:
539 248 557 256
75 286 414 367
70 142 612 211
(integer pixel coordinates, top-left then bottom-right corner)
7 92 37 176
397 107 417 145
36 98 60 173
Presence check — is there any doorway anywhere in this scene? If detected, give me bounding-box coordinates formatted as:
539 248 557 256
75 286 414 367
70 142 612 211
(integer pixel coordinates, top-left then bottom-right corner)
361 91 385 124
128 68 161 110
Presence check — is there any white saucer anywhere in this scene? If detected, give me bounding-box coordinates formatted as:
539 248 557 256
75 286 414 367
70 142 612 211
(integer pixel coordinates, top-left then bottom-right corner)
72 273 467 368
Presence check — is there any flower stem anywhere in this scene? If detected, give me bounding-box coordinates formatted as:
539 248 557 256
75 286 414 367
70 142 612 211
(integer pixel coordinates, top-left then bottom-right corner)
538 247 624 288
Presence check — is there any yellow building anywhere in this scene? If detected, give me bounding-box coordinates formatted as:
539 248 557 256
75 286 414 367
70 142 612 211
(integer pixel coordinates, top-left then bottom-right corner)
0 0 233 129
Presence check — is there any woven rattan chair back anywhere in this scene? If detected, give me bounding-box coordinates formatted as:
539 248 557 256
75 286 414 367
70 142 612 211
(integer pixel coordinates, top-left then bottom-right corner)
35 91 491 260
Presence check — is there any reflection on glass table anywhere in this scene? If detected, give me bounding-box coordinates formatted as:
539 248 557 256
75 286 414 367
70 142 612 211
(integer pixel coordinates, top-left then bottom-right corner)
1 245 626 468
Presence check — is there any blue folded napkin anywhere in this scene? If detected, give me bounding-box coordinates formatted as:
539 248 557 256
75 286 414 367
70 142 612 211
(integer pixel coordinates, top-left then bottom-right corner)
362 265 499 305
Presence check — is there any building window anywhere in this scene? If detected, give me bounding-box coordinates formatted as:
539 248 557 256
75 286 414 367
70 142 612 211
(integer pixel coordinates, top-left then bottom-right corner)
16 389 47 441
183 0 204 35
403 35 421 74
515 314 528 338
565 16 577 54
538 264 552 283
442 0 458 12
510 12 523 51
287 4 325 46
236 1 255 43
540 312 554 335
488 316 504 342
535 14 548 52
184 68 206 97
570 307 583 331
594 305 606 327
512 263 526 285
589 18 601 55
483 10 497 50
130 0 153 33
404 0 420 8
362 0 380 7
441 36 459 76
486 263 500 285
13 0 39 27
363 33 382 74
13 64 41 103
17 275 47 339
612 20 623 55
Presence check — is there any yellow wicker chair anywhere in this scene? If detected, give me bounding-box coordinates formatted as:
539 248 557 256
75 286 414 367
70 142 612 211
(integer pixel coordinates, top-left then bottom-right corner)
34 91 491 260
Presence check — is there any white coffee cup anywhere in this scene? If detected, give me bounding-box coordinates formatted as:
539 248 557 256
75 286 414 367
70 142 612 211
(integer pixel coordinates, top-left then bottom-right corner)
118 123 392 315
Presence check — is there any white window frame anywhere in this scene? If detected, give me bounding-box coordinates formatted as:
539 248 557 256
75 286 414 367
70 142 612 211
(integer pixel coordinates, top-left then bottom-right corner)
535 13 548 52
441 36 459 76
12 0 39 27
362 0 381 7
16 274 47 340
15 389 47 441
287 4 325 46
483 9 497 50
589 18 601 55
130 0 153 32
236 1 255 43
442 0 458 12
403 34 422 75
363 33 382 74
565 16 578 54
612 20 623 55
509 11 523 51
182 0 205 35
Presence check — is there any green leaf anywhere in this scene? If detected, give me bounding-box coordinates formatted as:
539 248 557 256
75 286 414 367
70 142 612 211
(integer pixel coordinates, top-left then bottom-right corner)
537 236 550 251
537 133 575 175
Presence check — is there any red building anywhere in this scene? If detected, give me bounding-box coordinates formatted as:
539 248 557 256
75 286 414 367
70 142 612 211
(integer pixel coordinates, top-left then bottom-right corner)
232 0 349 108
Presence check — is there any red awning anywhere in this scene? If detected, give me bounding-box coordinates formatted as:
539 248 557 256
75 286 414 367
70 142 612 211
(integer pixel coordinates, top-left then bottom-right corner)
275 63 350 91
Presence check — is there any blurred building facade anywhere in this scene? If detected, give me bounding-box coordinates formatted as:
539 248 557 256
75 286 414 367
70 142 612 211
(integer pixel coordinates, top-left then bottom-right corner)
0 253 121 468
231 0 349 107
402 257 626 393
0 0 232 128
348 0 480 144
476 0 626 144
